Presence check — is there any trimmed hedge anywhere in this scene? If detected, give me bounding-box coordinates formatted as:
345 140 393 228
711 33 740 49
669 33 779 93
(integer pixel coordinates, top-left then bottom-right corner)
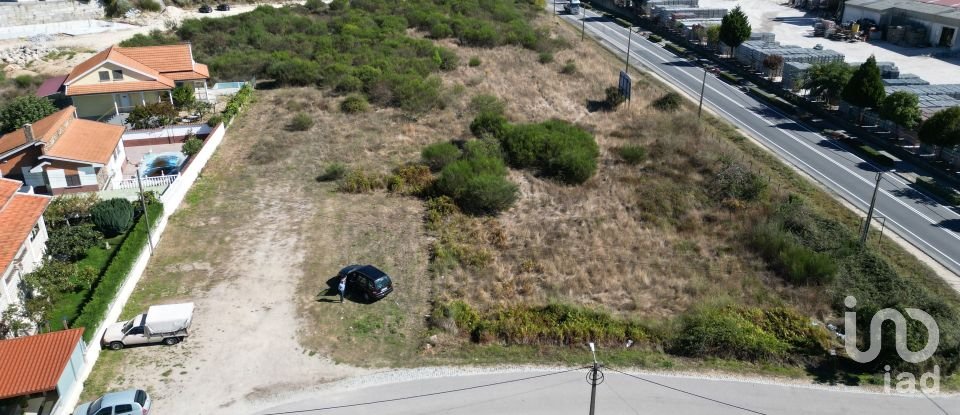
74 203 164 342
664 42 686 56
647 34 662 43
915 177 960 206
221 84 253 125
857 144 896 167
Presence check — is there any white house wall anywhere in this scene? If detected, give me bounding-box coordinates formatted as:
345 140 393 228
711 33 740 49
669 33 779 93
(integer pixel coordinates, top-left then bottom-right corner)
842 6 882 25
78 167 97 186
0 216 47 311
46 169 67 189
108 143 126 189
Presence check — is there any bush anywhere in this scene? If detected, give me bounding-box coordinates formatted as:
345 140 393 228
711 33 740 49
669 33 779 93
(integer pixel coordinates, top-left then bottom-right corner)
13 75 37 89
126 102 177 130
387 164 435 195
338 169 384 193
317 163 347 181
340 95 370 113
182 136 203 157
90 198 135 238
463 138 503 160
0 96 58 134
498 120 599 184
172 84 195 109
711 162 767 202
73 204 163 341
604 86 625 109
46 224 103 262
648 34 662 43
560 60 577 75
421 142 461 171
469 56 482 67
469 94 505 116
267 57 321 86
614 145 647 165
652 92 683 112
856 144 896 167
435 156 517 214
430 22 454 39
469 111 508 139
137 0 163 12
335 76 363 93
915 177 960 205
288 112 314 131
207 115 223 127
538 52 554 64
750 222 837 285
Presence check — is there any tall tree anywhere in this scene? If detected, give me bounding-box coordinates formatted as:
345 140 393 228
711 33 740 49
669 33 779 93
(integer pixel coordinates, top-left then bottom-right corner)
706 25 721 50
719 6 751 57
879 91 921 137
0 96 58 134
803 61 853 107
842 55 886 124
918 107 960 159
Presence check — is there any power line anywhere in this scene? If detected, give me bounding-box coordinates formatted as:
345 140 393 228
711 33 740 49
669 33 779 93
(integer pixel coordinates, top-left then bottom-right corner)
260 367 589 415
605 367 770 415
919 387 951 415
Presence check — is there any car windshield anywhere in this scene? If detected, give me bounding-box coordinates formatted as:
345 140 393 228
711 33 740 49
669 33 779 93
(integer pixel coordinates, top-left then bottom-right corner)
87 398 103 415
374 276 391 289
122 319 134 333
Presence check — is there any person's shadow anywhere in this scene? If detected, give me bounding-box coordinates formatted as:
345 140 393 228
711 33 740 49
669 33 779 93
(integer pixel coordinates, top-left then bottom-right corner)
316 276 344 303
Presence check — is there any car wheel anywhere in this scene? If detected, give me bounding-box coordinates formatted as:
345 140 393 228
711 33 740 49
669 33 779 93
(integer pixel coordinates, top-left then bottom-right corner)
163 337 181 346
109 342 124 350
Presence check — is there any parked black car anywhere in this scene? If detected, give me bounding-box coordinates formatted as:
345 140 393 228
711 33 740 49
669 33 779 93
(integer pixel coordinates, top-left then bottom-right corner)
216 3 230 11
338 265 394 301
198 4 212 12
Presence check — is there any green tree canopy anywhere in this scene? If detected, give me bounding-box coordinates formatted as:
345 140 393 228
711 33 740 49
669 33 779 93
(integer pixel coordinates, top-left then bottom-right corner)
803 61 853 105
879 91 921 132
719 6 751 52
918 107 960 156
841 55 885 110
0 96 58 134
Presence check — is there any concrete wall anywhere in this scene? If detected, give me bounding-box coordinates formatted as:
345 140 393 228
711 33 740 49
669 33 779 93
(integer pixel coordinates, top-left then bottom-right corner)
71 62 157 86
0 0 103 26
122 123 211 144
72 94 116 119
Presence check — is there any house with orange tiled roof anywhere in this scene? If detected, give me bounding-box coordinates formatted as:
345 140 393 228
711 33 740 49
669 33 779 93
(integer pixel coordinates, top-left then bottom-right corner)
0 328 86 415
59 44 210 124
0 178 50 314
0 106 126 195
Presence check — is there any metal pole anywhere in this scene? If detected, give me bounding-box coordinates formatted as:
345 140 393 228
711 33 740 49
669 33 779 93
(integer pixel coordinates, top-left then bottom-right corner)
553 0 556 16
860 171 883 245
698 69 708 118
136 168 156 253
587 342 600 415
625 27 632 75
582 12 586 41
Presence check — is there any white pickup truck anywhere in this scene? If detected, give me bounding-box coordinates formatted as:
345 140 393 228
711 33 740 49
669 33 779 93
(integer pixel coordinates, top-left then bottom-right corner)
102 303 194 350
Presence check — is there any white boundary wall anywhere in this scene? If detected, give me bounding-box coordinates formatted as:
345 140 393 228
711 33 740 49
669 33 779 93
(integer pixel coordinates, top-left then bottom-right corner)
122 123 211 143
52 122 227 415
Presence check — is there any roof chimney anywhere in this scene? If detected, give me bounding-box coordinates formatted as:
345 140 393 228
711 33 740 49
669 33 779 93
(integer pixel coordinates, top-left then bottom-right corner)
23 123 35 143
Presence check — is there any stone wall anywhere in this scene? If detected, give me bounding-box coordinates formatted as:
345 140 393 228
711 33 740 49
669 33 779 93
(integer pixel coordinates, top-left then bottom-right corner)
0 0 103 26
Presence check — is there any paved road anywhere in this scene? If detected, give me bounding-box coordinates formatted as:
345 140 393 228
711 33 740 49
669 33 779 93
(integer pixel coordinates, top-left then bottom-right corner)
556 5 960 291
255 369 959 414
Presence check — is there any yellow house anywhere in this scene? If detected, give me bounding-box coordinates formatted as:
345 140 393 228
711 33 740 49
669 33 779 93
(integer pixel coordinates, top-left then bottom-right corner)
62 44 210 124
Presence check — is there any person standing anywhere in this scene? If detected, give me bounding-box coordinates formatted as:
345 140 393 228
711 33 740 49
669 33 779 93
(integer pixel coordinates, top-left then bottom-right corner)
338 276 347 303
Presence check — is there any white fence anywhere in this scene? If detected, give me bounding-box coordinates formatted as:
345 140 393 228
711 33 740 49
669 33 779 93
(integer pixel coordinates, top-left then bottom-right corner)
122 123 211 143
53 122 228 415
113 173 178 190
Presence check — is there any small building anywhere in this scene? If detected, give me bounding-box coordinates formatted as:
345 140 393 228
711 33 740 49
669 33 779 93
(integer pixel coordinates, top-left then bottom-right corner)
0 178 50 313
842 0 960 51
0 106 126 195
0 328 86 415
59 44 210 124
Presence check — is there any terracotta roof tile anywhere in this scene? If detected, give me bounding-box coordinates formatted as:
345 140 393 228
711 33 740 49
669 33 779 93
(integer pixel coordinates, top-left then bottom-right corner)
0 179 20 207
0 189 50 273
66 80 174 96
65 47 113 84
116 44 195 73
65 46 164 85
0 107 75 155
45 120 125 165
0 328 84 399
165 70 210 81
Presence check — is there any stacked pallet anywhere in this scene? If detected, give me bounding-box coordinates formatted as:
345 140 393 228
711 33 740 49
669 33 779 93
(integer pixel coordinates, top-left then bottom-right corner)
642 0 698 15
735 40 844 71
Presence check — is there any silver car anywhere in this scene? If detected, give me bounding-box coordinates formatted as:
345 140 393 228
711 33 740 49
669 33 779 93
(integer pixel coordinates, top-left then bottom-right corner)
74 389 151 415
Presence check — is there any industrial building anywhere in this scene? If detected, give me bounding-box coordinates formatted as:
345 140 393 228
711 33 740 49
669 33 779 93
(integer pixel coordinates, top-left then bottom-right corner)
842 0 960 51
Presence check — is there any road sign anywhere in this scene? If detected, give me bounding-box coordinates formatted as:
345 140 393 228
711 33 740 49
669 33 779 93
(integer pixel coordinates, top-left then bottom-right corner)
618 70 632 101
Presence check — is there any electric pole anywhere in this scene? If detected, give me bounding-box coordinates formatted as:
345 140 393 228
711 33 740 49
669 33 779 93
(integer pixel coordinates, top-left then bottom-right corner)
698 68 708 118
625 27 633 75
587 342 604 415
136 166 156 254
860 171 884 245
581 11 586 41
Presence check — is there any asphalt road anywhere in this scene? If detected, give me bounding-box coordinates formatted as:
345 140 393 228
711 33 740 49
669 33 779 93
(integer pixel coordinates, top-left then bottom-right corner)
255 369 960 414
556 5 960 291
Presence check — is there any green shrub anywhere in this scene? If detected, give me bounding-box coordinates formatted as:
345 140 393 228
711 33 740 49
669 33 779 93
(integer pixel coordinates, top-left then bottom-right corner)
604 86 625 109
137 0 162 12
652 92 683 112
389 75 442 113
421 142 461 171
560 60 577 75
664 42 686 56
435 156 517 214
614 145 647 165
126 102 177 130
463 138 503 160
340 95 370 113
338 169 384 193
90 199 135 238
856 144 896 167
46 224 103 262
13 75 37 89
172 84 195 110
469 56 482 67
288 112 314 131
0 96 57 134
318 163 347 182
499 120 599 184
538 51 554 64
750 222 837 285
207 115 223 127
469 94 505 115
671 305 790 361
470 111 508 139
335 76 364 93
73 203 163 341
387 164 435 195
648 34 663 43
430 22 454 39
182 136 203 157
711 163 767 202
267 57 321 86
915 177 960 205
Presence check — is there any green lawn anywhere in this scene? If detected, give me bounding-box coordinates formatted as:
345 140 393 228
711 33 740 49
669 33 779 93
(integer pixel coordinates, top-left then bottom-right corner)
48 234 127 331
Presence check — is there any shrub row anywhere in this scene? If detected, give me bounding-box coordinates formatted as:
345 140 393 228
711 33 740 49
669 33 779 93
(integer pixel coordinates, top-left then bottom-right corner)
73 203 164 342
221 84 254 125
915 177 960 206
750 222 837 285
647 34 662 43
856 144 896 167
663 42 686 56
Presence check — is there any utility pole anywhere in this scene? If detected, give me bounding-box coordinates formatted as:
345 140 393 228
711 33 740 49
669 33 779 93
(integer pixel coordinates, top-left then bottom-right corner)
859 171 884 245
553 0 556 17
586 342 604 415
136 166 156 253
697 69 708 118
625 27 633 75
581 12 586 41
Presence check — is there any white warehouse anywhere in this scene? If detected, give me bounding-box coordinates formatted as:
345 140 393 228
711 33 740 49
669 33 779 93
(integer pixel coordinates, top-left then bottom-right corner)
842 0 960 51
